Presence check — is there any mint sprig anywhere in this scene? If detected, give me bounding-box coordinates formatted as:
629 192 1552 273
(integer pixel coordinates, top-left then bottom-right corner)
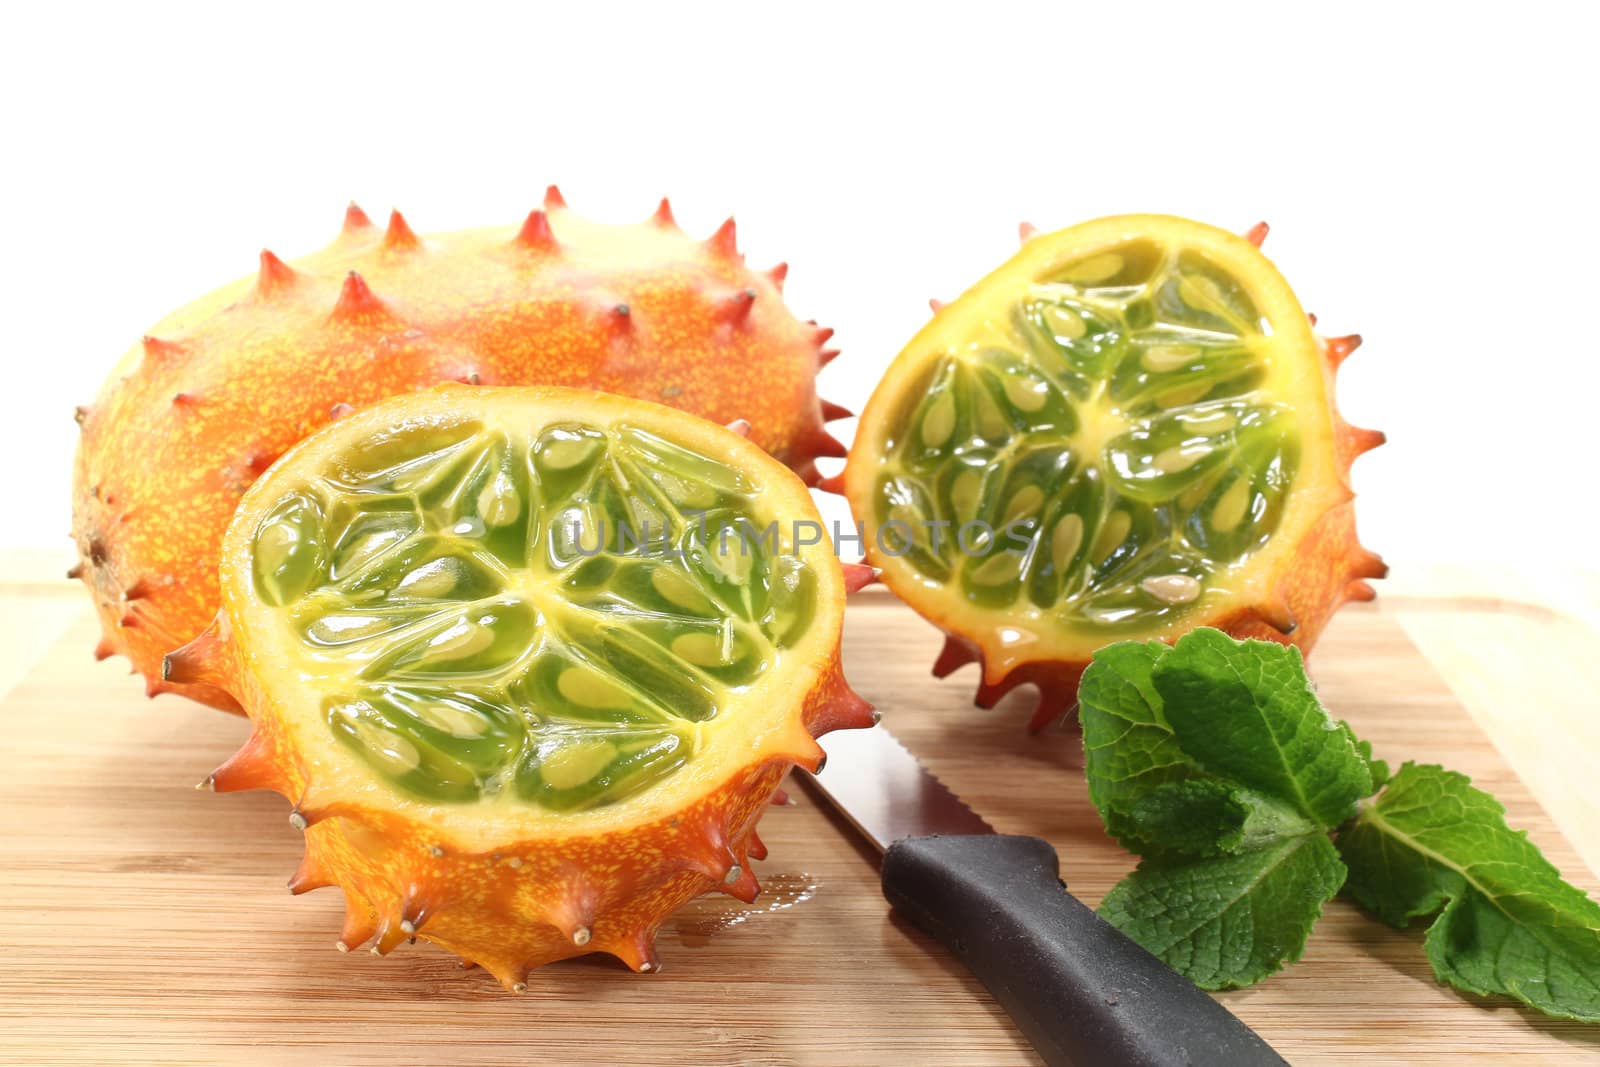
1079 628 1600 1022
1340 762 1600 1021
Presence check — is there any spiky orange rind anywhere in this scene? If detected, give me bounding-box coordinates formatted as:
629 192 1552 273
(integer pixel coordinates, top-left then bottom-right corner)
173 385 872 987
72 198 850 711
841 215 1384 730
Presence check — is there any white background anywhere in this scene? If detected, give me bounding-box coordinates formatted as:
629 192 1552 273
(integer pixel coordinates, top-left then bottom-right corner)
4 2 1596 573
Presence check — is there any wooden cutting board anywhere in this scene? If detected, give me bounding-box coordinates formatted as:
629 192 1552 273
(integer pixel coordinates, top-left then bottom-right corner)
2 598 1597 1066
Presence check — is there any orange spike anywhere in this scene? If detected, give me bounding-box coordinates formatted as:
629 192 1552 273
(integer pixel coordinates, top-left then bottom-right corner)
383 210 421 251
816 471 846 495
613 928 661 974
720 863 761 904
1019 221 1039 244
513 209 559 253
342 201 374 235
651 197 677 228
769 785 792 806
288 851 333 895
811 431 848 459
329 402 355 421
1307 311 1319 327
171 391 199 409
724 418 752 438
119 612 139 628
1351 548 1388 581
706 217 738 258
813 326 835 346
1346 579 1378 603
932 634 979 678
1326 333 1363 369
820 399 854 422
372 918 408 956
929 298 947 313
767 262 789 291
1255 594 1299 636
329 271 390 325
66 562 84 581
161 616 231 688
818 348 840 368
1348 425 1386 457
256 249 297 296
122 577 150 601
841 562 878 594
543 184 567 210
338 903 379 953
721 287 757 322
1244 221 1270 247
746 829 769 862
206 728 280 794
93 636 115 662
140 335 185 369
74 405 90 426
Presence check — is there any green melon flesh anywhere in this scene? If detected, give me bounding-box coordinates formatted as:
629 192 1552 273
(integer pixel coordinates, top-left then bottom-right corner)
872 240 1300 635
249 417 817 811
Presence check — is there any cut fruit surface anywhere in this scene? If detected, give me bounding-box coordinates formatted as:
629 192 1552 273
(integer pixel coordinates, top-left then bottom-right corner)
169 384 872 986
841 215 1384 730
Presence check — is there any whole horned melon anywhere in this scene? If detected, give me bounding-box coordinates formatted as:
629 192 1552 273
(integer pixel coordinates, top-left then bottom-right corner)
165 384 875 987
71 191 848 711
836 215 1386 731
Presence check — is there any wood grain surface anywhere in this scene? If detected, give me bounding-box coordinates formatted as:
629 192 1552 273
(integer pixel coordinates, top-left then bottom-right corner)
2 598 1597 1066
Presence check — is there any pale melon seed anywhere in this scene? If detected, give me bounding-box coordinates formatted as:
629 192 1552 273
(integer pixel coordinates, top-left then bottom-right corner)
540 435 600 471
974 385 1010 438
709 539 754 584
1211 478 1252 533
1141 574 1202 605
672 631 735 667
416 702 491 740
557 667 634 711
1154 445 1209 475
1182 410 1238 435
1141 345 1198 373
256 520 300 575
1157 382 1212 409
1051 514 1085 571
396 558 460 599
889 504 929 547
478 473 521 527
308 614 390 643
348 715 423 775
1092 510 1132 564
651 567 712 614
921 392 957 449
1043 304 1087 341
1063 253 1124 285
1002 375 1049 413
950 469 982 519
970 551 1022 587
1178 274 1227 314
1003 485 1045 524
424 619 495 662
540 739 618 790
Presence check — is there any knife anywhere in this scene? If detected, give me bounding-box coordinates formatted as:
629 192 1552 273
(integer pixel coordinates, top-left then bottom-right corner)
800 724 1287 1067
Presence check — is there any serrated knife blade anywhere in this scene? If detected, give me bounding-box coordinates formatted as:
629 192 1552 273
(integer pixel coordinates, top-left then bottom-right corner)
804 719 993 850
800 722 1285 1067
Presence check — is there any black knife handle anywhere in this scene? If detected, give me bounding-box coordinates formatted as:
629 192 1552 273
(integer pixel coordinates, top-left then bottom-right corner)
881 834 1287 1067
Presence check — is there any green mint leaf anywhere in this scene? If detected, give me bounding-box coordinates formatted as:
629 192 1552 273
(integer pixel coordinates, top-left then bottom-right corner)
1079 641 1205 852
1153 628 1373 829
1338 762 1600 1022
1098 833 1347 990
